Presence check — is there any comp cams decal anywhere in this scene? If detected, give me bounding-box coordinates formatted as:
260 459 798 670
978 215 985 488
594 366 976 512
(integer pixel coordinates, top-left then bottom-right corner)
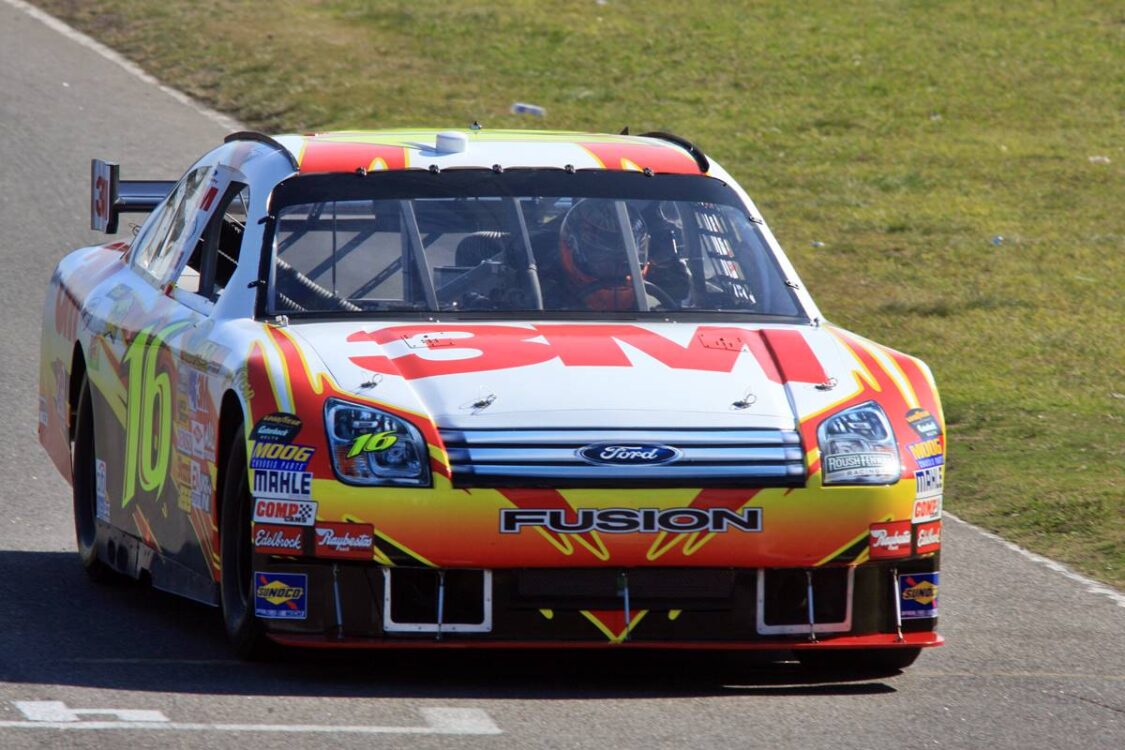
254 572 307 619
252 498 317 526
500 507 761 534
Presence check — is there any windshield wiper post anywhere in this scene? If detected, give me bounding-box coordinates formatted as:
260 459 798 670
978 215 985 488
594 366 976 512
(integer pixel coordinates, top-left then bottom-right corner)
399 200 439 310
616 201 649 312
507 197 544 310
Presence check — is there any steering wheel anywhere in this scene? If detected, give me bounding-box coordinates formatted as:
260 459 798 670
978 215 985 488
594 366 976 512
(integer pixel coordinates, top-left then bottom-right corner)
644 281 679 311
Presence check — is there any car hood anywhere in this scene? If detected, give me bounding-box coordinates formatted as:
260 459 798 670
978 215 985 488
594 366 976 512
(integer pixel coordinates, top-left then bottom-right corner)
287 320 856 430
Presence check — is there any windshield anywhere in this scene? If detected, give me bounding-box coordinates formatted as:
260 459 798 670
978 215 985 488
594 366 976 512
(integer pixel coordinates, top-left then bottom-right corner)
267 170 804 318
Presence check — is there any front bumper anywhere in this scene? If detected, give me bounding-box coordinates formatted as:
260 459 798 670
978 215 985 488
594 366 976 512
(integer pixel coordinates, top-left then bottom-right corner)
253 557 940 650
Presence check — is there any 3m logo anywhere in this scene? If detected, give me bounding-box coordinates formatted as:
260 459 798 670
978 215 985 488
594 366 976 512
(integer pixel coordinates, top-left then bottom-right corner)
347 325 827 382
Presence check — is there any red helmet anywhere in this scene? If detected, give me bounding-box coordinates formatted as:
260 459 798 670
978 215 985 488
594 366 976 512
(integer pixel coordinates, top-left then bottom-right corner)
558 199 650 310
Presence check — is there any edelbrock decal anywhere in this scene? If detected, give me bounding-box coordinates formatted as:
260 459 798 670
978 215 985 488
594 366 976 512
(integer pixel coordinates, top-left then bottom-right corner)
915 520 941 554
500 507 761 534
577 443 682 466
254 524 304 555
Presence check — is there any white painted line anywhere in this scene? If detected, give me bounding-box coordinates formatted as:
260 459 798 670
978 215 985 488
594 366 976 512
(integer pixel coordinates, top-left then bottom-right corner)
15 701 168 722
1 707 501 735
1 0 241 132
946 512 1125 610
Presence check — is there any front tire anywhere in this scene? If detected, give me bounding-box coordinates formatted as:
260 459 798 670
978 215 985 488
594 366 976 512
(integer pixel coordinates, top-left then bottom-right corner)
219 420 270 659
72 375 111 581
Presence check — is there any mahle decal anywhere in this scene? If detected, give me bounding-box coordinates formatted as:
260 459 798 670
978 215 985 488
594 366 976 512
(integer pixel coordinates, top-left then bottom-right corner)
122 321 190 508
347 430 399 458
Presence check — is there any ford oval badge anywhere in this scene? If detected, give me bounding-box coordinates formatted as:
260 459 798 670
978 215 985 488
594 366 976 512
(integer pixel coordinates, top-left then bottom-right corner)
577 443 683 466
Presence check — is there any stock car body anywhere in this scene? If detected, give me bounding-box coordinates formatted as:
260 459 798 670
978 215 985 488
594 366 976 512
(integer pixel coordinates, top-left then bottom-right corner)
39 129 944 665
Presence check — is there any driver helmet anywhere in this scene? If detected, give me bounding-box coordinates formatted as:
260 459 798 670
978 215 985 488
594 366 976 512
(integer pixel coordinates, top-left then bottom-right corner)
558 199 650 311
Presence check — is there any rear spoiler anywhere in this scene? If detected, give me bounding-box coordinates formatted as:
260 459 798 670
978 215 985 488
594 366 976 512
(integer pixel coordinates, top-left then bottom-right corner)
90 159 175 233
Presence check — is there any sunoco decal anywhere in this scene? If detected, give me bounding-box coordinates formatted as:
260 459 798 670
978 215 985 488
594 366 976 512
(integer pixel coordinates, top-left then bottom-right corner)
500 507 761 534
899 572 938 620
254 572 307 619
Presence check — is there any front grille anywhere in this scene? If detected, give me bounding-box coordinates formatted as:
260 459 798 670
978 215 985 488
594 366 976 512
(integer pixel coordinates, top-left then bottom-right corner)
439 428 806 488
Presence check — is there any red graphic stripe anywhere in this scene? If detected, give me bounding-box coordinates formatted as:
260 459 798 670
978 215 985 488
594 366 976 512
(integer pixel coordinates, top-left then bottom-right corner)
580 142 701 174
299 141 408 173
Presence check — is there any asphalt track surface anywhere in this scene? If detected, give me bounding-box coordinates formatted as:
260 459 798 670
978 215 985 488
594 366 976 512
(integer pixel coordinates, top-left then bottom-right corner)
1 2 1123 747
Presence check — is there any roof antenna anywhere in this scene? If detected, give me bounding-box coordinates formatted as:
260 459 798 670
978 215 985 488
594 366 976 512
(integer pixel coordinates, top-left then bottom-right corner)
619 126 630 135
470 120 482 131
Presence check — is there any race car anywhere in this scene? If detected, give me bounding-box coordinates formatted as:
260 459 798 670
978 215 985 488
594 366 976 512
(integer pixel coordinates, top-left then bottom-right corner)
39 128 944 667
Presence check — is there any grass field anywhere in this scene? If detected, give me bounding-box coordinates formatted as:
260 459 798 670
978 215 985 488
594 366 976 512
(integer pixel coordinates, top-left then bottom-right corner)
36 0 1124 586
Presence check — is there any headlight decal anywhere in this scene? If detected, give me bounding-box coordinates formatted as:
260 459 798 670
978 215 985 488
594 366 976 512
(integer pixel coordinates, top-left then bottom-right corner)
817 401 901 485
325 398 432 487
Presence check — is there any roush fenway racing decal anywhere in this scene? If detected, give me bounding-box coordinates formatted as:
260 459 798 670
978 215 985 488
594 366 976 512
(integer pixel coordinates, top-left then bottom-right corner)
915 520 942 554
254 524 304 555
868 520 912 560
314 522 376 560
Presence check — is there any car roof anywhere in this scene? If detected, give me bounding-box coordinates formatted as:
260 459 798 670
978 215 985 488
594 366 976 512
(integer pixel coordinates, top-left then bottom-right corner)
265 129 709 175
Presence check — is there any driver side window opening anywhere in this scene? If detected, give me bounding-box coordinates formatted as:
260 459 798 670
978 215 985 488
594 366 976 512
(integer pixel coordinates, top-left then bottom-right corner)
176 184 249 301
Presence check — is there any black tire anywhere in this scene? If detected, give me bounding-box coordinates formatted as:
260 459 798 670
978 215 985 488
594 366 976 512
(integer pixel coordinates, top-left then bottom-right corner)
219 421 271 659
72 375 112 581
797 647 922 674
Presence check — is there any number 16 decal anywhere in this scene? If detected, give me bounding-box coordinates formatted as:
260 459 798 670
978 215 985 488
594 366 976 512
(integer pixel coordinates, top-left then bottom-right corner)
122 321 190 508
